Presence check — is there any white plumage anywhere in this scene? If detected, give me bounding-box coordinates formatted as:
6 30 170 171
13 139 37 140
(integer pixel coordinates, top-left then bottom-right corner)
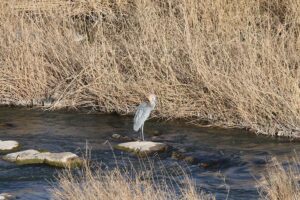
133 94 157 140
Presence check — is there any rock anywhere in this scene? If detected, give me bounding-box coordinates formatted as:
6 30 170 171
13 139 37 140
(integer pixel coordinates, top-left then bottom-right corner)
171 151 198 164
198 157 239 170
178 148 187 153
3 149 82 168
0 140 19 153
183 156 198 164
0 193 12 200
171 151 185 160
198 161 221 169
115 141 168 156
111 134 135 142
199 162 210 168
112 133 121 139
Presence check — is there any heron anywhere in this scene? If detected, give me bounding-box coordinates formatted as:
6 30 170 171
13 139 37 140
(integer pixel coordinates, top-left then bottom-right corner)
133 94 157 141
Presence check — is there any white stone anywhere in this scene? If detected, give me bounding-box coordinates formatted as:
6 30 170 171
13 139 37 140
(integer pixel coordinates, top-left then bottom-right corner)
3 149 40 161
3 149 81 168
115 141 167 155
38 152 80 164
0 193 12 200
0 140 19 151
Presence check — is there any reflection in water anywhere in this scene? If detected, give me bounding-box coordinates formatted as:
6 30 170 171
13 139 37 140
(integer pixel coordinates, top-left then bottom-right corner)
0 107 299 200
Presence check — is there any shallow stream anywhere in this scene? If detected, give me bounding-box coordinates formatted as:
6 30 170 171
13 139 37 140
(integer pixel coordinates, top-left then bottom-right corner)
0 107 299 199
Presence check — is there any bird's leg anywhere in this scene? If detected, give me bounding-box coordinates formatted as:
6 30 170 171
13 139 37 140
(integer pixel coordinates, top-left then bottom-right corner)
139 128 142 141
141 124 145 141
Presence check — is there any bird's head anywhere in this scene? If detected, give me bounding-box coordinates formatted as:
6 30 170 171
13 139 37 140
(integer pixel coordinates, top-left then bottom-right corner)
147 94 157 104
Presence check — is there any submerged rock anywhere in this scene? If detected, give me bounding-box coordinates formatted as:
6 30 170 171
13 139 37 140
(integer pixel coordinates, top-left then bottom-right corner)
171 151 185 160
171 151 198 164
115 141 168 156
183 156 198 164
0 193 12 200
3 149 82 168
111 134 135 142
0 140 19 153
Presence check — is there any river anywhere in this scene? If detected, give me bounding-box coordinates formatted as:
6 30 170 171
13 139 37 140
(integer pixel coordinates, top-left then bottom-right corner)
0 107 299 199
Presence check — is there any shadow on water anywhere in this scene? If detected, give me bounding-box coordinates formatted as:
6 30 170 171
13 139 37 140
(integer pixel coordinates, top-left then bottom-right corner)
0 107 300 199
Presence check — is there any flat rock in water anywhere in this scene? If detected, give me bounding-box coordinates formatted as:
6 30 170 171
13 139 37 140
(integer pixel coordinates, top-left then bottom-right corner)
3 149 82 168
0 193 12 200
0 140 19 152
115 141 168 156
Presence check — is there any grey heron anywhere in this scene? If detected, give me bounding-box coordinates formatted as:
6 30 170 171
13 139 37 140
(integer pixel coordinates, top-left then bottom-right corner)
133 94 157 141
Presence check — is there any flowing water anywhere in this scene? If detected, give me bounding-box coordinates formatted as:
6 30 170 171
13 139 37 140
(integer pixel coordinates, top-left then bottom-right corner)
0 107 299 199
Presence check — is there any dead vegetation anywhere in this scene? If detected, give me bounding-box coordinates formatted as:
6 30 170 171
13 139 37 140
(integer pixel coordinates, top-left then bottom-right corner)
51 160 214 200
1 0 300 136
259 157 300 200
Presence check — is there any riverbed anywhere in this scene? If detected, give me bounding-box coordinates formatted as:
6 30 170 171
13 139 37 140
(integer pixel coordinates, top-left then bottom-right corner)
0 107 299 199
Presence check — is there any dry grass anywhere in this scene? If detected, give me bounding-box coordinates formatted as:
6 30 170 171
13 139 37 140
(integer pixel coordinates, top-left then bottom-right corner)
51 161 214 200
1 0 300 136
259 157 300 200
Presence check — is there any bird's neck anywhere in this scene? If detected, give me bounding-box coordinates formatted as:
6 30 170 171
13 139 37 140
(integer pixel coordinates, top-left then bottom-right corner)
149 101 156 109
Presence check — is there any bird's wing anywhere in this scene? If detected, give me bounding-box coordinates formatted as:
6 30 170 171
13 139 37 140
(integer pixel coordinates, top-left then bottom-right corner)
133 102 151 131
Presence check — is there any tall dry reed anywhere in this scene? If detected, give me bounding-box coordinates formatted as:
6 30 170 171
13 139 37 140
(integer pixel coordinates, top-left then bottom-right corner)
259 157 300 200
1 0 300 137
51 160 214 200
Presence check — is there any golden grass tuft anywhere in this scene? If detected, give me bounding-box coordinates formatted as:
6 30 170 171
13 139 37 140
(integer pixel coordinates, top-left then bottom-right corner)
259 157 300 200
1 0 300 136
51 161 214 200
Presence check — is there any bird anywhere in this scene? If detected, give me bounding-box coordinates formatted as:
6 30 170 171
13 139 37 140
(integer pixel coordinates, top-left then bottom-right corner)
133 94 157 141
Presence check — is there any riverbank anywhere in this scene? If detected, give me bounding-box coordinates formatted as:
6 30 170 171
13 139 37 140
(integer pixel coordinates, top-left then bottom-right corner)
1 0 300 137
